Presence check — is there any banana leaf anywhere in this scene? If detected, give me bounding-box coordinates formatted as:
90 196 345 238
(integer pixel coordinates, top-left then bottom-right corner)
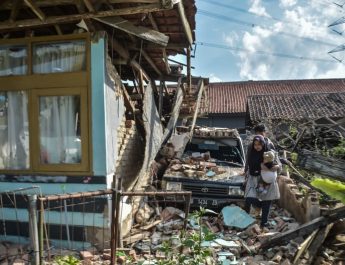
311 178 345 204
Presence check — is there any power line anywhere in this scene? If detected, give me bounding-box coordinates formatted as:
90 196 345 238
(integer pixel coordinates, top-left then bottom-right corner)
196 41 338 63
199 0 289 24
198 9 338 47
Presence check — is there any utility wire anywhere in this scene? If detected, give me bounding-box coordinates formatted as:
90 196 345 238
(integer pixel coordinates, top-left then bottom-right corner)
199 0 289 24
198 9 338 47
196 41 338 63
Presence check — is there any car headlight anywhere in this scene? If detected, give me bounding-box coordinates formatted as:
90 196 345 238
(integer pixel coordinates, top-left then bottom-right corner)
166 181 182 191
229 187 243 196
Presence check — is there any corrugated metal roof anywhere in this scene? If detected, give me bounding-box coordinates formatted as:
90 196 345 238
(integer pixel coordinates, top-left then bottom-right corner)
247 92 345 122
206 79 345 114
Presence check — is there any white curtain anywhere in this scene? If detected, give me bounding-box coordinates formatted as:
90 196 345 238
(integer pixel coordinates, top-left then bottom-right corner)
0 47 27 76
0 91 29 169
33 41 86 74
39 96 81 164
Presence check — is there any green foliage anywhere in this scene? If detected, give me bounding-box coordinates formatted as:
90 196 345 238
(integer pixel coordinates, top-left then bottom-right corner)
53 256 80 265
311 178 345 204
155 207 216 265
289 125 298 139
330 139 345 159
290 152 298 163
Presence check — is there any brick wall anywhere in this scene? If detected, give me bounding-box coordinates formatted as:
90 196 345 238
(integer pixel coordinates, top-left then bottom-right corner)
115 119 144 190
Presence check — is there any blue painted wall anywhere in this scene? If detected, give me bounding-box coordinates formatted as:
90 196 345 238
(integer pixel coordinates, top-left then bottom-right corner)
91 37 107 176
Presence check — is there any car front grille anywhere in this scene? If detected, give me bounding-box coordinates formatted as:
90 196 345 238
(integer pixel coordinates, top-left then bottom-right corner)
182 183 229 196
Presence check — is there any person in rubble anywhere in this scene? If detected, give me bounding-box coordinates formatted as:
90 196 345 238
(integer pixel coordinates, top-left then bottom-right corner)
242 135 281 228
251 124 292 167
256 150 279 195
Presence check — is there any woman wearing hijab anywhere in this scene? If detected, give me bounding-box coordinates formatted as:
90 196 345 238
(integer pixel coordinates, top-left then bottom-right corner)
243 135 280 228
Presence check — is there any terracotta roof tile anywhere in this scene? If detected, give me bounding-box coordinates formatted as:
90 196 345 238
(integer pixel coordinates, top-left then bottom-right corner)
247 92 345 122
206 79 345 115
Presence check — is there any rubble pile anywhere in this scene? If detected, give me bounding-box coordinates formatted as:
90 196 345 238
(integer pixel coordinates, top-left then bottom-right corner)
115 203 304 265
165 151 242 181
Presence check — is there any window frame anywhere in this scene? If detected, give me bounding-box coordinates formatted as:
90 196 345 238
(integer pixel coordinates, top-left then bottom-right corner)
31 87 89 172
0 33 92 175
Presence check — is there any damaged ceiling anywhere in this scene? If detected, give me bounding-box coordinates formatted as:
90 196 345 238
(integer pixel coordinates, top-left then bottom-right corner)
0 0 196 81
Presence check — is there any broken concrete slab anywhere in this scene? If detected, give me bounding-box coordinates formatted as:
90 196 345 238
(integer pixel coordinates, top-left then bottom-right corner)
221 206 255 229
214 238 240 248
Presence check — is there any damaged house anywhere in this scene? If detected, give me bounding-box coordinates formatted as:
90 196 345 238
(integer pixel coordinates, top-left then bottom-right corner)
198 78 345 129
0 0 206 249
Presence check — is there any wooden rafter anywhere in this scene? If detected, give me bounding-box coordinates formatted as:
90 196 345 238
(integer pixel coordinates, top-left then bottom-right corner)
109 36 150 82
141 50 162 76
54 24 63 35
24 0 46 21
0 3 174 31
148 12 171 74
0 0 161 9
162 49 171 74
82 0 95 12
9 0 22 23
94 16 169 47
177 0 193 46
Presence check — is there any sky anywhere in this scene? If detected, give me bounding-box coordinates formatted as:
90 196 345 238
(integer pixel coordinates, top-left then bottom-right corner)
177 0 345 82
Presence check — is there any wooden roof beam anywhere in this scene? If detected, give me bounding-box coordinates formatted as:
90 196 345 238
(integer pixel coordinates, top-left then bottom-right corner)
54 24 63 35
162 49 171 74
94 16 169 47
141 49 162 76
82 0 95 12
0 0 161 9
0 3 174 31
177 1 193 46
148 12 171 74
24 0 46 21
9 0 22 23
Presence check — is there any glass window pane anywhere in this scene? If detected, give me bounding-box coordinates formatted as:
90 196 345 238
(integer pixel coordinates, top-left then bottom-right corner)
0 45 28 76
39 95 81 164
0 91 29 169
33 40 86 74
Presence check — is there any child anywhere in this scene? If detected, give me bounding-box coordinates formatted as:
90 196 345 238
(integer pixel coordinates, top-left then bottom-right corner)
256 151 279 195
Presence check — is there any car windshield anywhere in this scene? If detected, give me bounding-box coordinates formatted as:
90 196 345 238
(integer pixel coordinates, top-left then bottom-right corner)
185 140 244 166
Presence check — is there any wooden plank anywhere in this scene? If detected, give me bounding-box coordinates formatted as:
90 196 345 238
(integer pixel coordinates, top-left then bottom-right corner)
190 79 204 139
139 69 144 95
121 85 136 114
162 77 183 142
159 81 163 117
94 16 169 47
177 1 193 45
293 229 319 264
9 0 22 23
1 0 160 9
0 3 173 31
187 47 191 94
54 24 63 35
325 116 345 132
261 206 345 249
24 0 46 21
109 36 130 60
303 223 334 265
162 49 171 74
291 127 306 152
297 149 345 182
141 50 162 76
131 59 150 82
82 0 95 12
